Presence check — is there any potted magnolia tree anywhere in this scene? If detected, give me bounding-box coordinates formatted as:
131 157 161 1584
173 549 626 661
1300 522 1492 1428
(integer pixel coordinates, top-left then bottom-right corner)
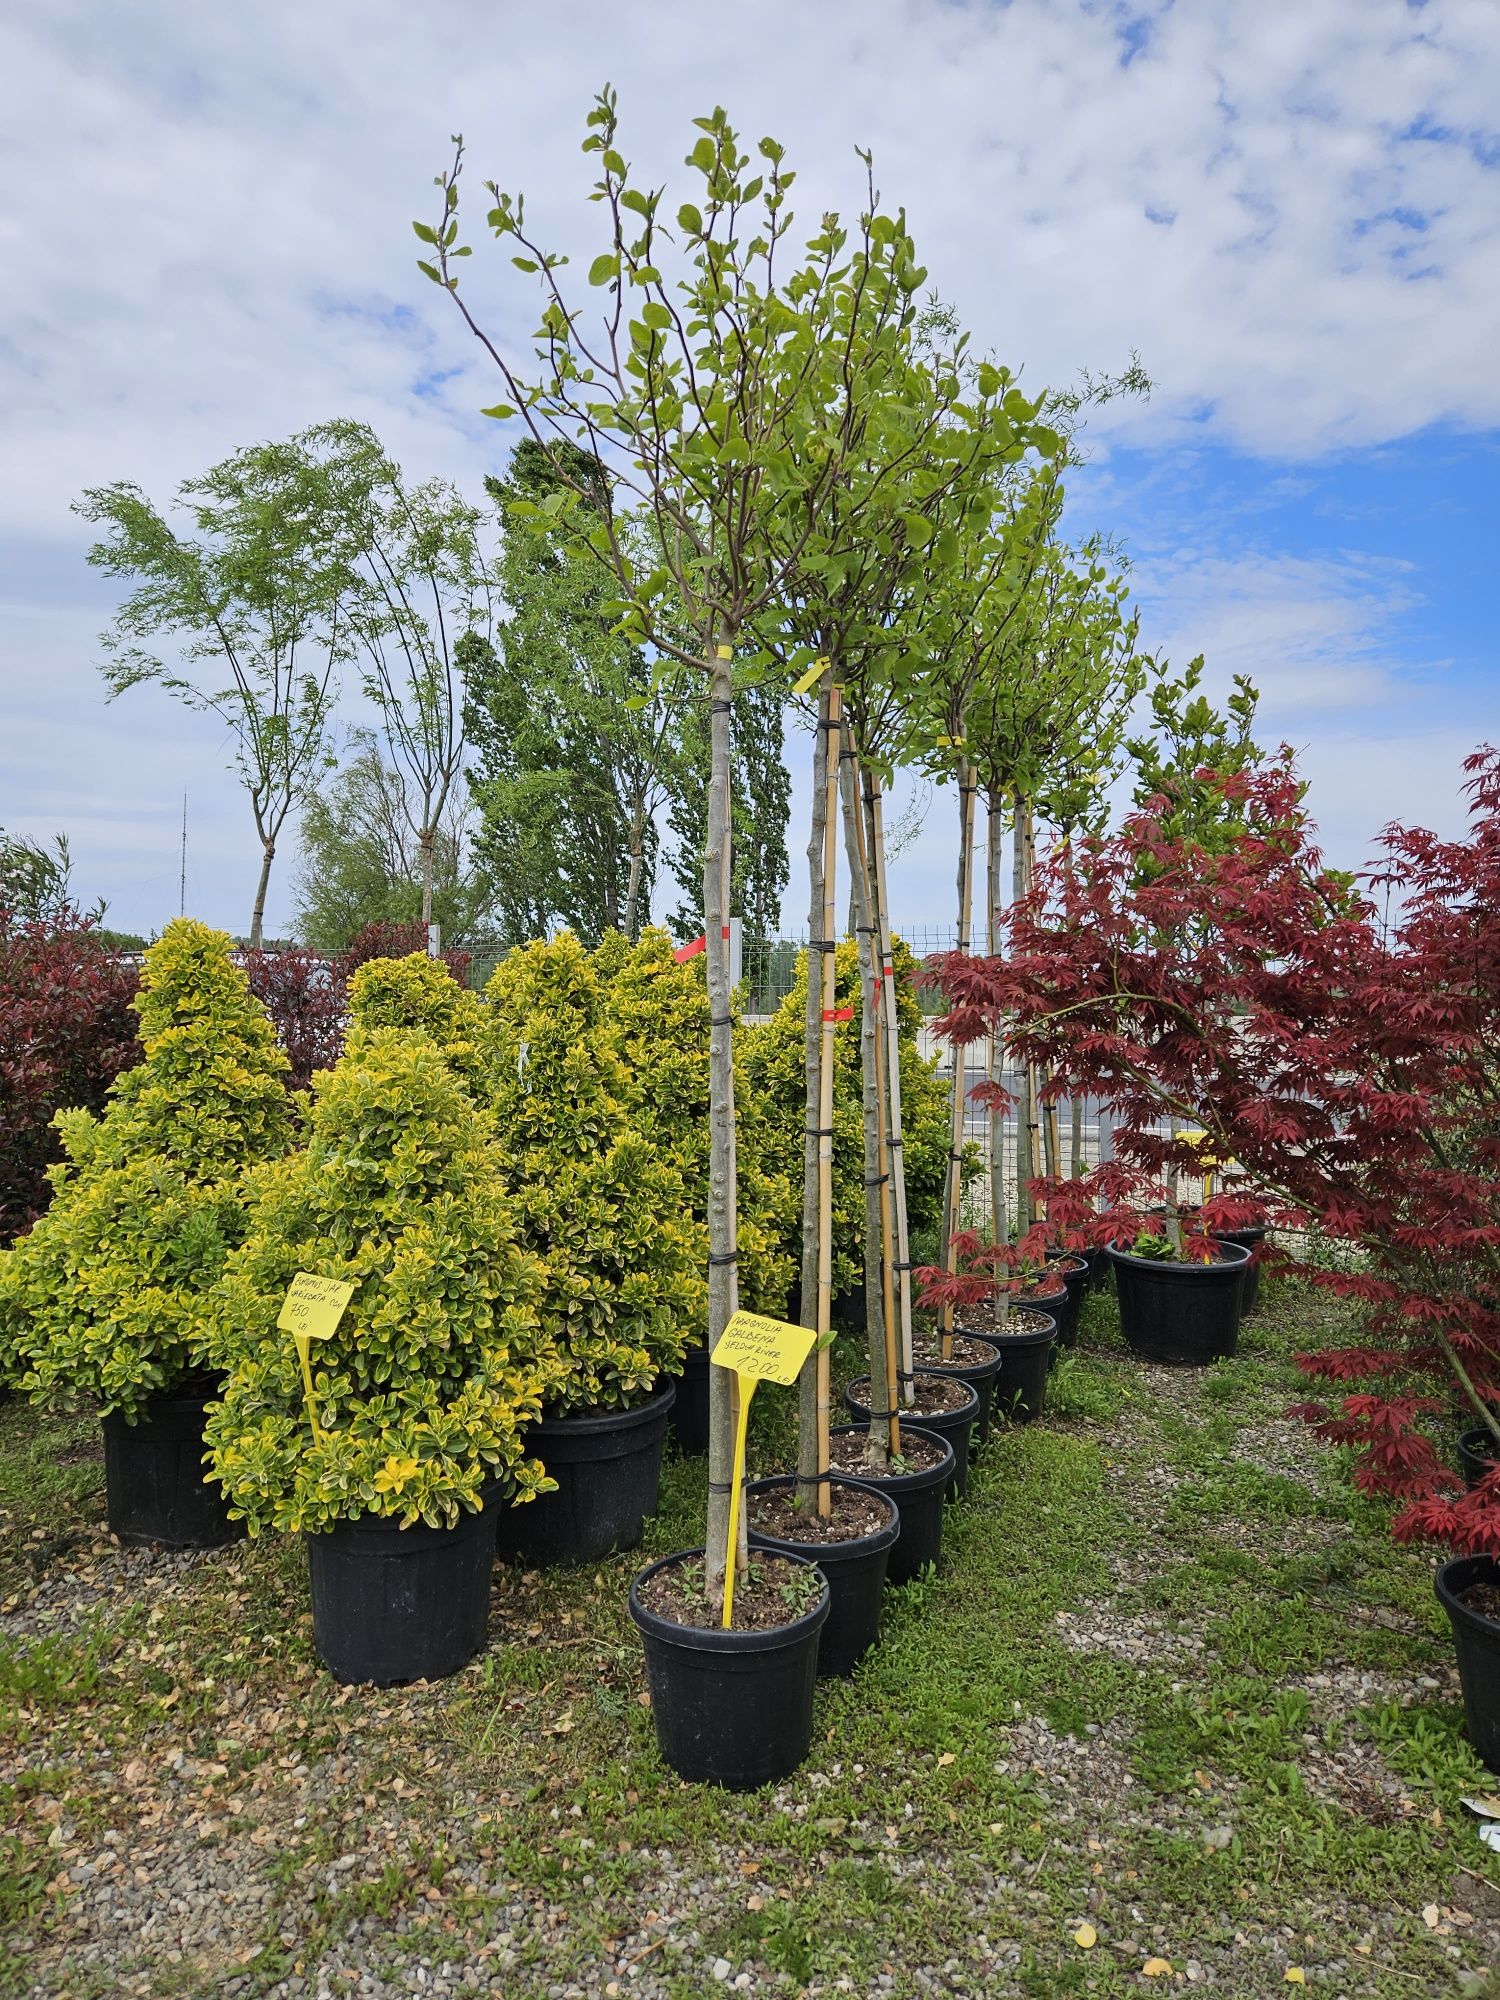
0 920 294 1547
204 1024 555 1686
483 934 702 1565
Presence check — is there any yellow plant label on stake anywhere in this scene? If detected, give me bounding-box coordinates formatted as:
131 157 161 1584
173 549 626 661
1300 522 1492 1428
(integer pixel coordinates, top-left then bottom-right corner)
277 1274 355 1443
711 1311 818 1628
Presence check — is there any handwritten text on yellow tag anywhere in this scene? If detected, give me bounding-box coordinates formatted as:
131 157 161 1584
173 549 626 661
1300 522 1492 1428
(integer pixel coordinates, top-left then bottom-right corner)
712 1310 817 1386
278 1274 354 1443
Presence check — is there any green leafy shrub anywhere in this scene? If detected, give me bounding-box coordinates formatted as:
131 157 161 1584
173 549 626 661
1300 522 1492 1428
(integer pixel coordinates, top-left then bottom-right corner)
0 920 295 1418
203 1027 556 1533
738 937 963 1300
483 933 701 1413
346 952 489 1093
592 925 796 1321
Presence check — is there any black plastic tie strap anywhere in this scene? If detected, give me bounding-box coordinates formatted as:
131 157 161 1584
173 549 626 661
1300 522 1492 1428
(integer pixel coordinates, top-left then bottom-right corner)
707 1478 736 1494
864 1172 890 1188
888 1136 905 1150
708 1251 739 1267
893 1259 916 1272
807 1123 836 1138
709 1013 733 1027
810 938 837 952
710 699 734 714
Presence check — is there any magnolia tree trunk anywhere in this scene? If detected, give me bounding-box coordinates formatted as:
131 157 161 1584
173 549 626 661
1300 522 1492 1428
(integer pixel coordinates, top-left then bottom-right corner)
1013 793 1037 1234
986 789 1008 1246
864 765 915 1401
419 828 435 930
623 809 647 941
704 646 741 1605
249 838 275 949
939 757 978 1361
797 682 840 1518
840 741 895 1466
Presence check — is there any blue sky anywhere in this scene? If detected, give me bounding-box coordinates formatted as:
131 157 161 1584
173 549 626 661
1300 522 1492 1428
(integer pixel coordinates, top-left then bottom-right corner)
2 0 1497 937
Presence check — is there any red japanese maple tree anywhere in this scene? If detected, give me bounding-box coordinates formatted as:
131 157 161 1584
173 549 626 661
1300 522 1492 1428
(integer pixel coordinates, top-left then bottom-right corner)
927 748 1500 1550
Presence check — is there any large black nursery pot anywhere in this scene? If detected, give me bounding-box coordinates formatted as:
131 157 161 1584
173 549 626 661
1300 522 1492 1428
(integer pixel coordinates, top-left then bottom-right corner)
746 1475 899 1678
844 1373 980 1500
831 1423 954 1584
102 1378 244 1550
494 1383 675 1567
1108 1240 1250 1366
1039 1256 1088 1352
669 1344 711 1456
306 1500 496 1686
957 1308 1056 1426
629 1548 829 1788
1436 1556 1500 1773
912 1331 1005 1449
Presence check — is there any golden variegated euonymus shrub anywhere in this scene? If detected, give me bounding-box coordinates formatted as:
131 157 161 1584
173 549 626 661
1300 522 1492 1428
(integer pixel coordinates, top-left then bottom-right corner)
344 951 490 1095
483 932 701 1414
203 1026 557 1533
592 925 796 1320
0 920 295 1419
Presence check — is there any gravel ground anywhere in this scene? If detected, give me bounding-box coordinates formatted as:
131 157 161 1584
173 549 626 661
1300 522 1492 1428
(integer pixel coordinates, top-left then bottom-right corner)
4 1291 1499 1998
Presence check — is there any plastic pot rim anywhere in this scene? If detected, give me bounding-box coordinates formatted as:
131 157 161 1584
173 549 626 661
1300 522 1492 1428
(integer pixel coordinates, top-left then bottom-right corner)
1436 1553 1500 1637
1105 1240 1251 1277
628 1546 830 1655
827 1421 956 1494
745 1474 900 1559
844 1373 980 1424
533 1381 676 1440
953 1310 1057 1350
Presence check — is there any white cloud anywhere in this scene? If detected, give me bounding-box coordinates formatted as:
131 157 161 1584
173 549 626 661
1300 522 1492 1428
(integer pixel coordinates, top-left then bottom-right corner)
2 0 1497 932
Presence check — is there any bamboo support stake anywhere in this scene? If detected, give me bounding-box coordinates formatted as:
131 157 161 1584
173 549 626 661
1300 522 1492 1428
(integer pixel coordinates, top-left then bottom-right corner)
796 682 838 1518
839 734 894 1464
939 755 978 1363
865 767 917 1403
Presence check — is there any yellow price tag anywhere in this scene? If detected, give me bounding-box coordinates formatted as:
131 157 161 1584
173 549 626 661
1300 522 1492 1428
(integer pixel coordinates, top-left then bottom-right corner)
711 1311 817 1627
934 734 966 749
791 656 831 698
278 1274 354 1442
712 1309 817 1386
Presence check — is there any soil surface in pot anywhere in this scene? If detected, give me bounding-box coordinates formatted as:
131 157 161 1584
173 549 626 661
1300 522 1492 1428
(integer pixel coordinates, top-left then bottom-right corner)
847 1373 971 1416
953 1305 1055 1339
912 1332 995 1368
748 1484 889 1543
637 1552 821 1634
1461 1581 1500 1622
827 1430 948 1478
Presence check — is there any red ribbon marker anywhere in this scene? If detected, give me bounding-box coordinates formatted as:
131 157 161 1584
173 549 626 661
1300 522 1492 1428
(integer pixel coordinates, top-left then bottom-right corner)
673 936 707 963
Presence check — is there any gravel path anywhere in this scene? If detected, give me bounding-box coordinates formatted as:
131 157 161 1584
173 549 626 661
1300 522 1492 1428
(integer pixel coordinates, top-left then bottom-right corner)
4 1294 1498 1998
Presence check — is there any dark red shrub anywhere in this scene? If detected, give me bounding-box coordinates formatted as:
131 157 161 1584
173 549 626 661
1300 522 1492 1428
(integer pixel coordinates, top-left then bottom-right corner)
240 948 347 1094
0 910 140 1240
926 748 1500 1550
243 929 473 1092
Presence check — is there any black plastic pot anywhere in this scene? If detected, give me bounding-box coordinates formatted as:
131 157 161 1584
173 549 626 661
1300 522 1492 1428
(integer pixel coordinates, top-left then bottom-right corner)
1215 1225 1268 1314
969 1310 1056 1426
843 1374 980 1500
1436 1556 1500 1773
306 1500 496 1686
746 1476 899 1678
1458 1427 1500 1490
629 1547 829 1788
669 1344 711 1457
495 1384 675 1567
1036 1256 1088 1355
913 1332 1005 1449
829 1423 954 1584
1108 1240 1250 1366
101 1381 244 1550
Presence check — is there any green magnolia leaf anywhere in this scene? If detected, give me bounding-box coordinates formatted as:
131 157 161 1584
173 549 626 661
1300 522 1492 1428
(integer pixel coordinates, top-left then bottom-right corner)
677 203 704 233
480 404 517 422
587 252 619 287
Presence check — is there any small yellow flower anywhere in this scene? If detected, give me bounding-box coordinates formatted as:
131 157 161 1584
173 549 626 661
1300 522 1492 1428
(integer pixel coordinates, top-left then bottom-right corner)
374 1454 419 1493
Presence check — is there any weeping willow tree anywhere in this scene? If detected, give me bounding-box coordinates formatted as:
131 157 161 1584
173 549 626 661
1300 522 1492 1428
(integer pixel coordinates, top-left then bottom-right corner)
425 90 943 1608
